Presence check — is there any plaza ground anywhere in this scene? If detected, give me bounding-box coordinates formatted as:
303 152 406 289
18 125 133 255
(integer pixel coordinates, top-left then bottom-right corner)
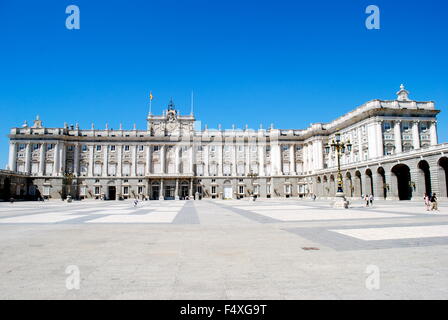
0 198 447 299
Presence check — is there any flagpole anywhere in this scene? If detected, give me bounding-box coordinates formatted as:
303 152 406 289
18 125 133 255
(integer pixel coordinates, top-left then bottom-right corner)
190 91 194 115
149 91 152 115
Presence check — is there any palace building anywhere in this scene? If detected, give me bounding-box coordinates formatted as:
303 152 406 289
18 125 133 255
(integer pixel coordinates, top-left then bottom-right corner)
5 86 448 201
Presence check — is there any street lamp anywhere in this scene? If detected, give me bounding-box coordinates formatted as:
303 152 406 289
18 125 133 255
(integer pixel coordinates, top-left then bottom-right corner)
247 171 259 201
63 170 75 203
326 133 352 208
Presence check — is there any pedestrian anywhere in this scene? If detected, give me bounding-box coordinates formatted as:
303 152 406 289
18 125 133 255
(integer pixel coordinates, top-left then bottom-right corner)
430 193 438 211
10 197 14 204
365 194 369 207
369 194 374 207
133 199 138 207
424 193 430 211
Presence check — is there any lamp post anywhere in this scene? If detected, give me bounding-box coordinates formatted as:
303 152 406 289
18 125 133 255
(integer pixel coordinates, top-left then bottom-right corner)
325 133 352 208
247 171 258 201
63 170 74 203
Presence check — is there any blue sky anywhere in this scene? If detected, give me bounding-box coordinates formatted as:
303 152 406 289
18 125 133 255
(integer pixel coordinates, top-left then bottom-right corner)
0 0 447 168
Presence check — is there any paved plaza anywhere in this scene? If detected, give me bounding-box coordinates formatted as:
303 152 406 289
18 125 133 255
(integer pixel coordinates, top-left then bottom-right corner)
0 198 447 299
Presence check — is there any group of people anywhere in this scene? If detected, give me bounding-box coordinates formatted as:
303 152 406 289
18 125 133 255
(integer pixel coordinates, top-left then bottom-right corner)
424 193 438 211
363 194 374 207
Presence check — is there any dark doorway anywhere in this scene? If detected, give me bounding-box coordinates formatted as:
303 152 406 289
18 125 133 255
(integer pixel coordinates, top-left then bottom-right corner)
418 160 432 195
108 186 116 200
180 185 189 199
1 178 11 201
377 167 387 199
439 157 448 197
164 185 175 200
151 186 160 200
392 164 412 200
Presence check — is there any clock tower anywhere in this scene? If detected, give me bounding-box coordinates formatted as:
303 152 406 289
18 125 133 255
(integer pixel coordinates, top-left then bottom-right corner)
147 99 196 137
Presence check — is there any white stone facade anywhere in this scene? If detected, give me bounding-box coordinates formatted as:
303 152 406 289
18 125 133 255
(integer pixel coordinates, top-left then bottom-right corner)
6 87 448 200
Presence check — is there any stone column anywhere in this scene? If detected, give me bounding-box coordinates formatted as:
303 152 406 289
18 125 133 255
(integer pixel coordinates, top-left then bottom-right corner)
59 142 66 175
146 145 152 175
88 145 94 177
189 145 194 174
430 121 438 146
410 168 423 200
25 143 31 175
39 143 46 176
131 145 137 176
412 120 421 150
218 144 223 176
73 143 80 176
159 179 164 200
175 179 179 200
102 145 109 176
258 144 265 176
8 142 17 172
394 120 402 154
53 142 60 176
117 145 123 177
245 144 250 175
376 121 384 157
271 143 281 175
160 145 165 174
189 179 194 197
203 144 209 176
175 146 180 174
232 145 237 176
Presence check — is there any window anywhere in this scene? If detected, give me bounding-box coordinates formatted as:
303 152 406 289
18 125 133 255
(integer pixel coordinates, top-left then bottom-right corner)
239 186 244 194
153 146 160 152
282 145 289 151
384 122 391 131
110 145 116 151
296 146 302 151
139 145 144 152
48 144 55 151
210 146 216 152
211 186 216 194
19 144 26 150
124 145 130 152
123 186 129 195
138 186 143 194
81 145 87 152
266 146 271 152
402 122 410 131
238 146 243 152
420 122 428 132
94 187 101 195
33 144 40 151
96 145 102 151
197 146 203 152
138 179 143 183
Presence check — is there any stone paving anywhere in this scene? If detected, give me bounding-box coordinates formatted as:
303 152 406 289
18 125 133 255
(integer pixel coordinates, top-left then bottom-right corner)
0 198 447 299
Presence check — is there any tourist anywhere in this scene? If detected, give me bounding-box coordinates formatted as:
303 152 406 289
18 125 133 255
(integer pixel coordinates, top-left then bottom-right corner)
365 194 369 207
430 193 438 211
424 193 430 211
369 194 374 207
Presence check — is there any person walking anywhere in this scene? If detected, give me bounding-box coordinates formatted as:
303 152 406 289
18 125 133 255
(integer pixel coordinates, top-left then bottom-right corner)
430 193 438 211
365 194 369 207
369 194 374 207
424 193 430 211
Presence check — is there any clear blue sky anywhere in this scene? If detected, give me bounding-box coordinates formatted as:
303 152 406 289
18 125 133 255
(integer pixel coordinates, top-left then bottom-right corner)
0 0 447 168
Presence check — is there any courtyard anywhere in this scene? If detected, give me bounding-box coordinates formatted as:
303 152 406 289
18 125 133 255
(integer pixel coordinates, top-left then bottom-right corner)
0 198 447 299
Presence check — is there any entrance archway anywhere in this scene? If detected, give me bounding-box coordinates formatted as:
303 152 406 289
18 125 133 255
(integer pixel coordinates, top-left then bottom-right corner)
418 160 432 196
151 182 160 200
377 167 387 199
223 180 233 199
392 164 412 200
354 171 362 197
439 157 448 197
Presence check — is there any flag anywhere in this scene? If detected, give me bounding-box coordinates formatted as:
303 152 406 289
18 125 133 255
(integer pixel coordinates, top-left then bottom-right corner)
149 92 153 100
